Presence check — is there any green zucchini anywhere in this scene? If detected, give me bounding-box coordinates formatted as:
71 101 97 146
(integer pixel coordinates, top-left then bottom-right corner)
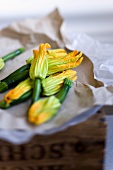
1 64 30 82
0 70 29 93
2 48 25 62
55 78 72 103
31 78 41 104
0 90 32 109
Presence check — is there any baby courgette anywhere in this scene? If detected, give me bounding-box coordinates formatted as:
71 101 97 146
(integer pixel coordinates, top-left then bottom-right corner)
0 70 29 93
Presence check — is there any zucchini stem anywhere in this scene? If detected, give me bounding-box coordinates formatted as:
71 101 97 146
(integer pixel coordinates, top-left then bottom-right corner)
31 78 41 104
56 78 73 103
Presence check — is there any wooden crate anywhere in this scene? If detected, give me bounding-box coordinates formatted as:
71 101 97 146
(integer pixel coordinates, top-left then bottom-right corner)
0 110 106 170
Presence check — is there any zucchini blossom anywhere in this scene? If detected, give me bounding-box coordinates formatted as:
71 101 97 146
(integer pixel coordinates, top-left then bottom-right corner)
27 49 83 76
28 96 61 125
29 43 51 80
28 78 72 125
4 78 33 106
42 69 76 96
26 48 67 64
48 51 83 75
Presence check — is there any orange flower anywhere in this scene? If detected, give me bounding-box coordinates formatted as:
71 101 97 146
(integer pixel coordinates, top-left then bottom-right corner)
28 96 61 125
48 52 83 75
42 69 77 96
29 43 51 80
4 78 33 105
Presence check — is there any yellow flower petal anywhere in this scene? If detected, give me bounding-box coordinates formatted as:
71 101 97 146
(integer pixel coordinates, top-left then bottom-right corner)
48 49 66 54
0 58 5 70
48 55 83 75
28 96 61 125
48 50 79 67
26 48 67 64
29 43 51 80
47 48 67 59
4 78 33 105
42 70 76 96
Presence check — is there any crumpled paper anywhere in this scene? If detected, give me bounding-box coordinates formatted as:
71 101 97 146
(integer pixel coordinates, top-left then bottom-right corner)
61 24 113 86
0 9 113 144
